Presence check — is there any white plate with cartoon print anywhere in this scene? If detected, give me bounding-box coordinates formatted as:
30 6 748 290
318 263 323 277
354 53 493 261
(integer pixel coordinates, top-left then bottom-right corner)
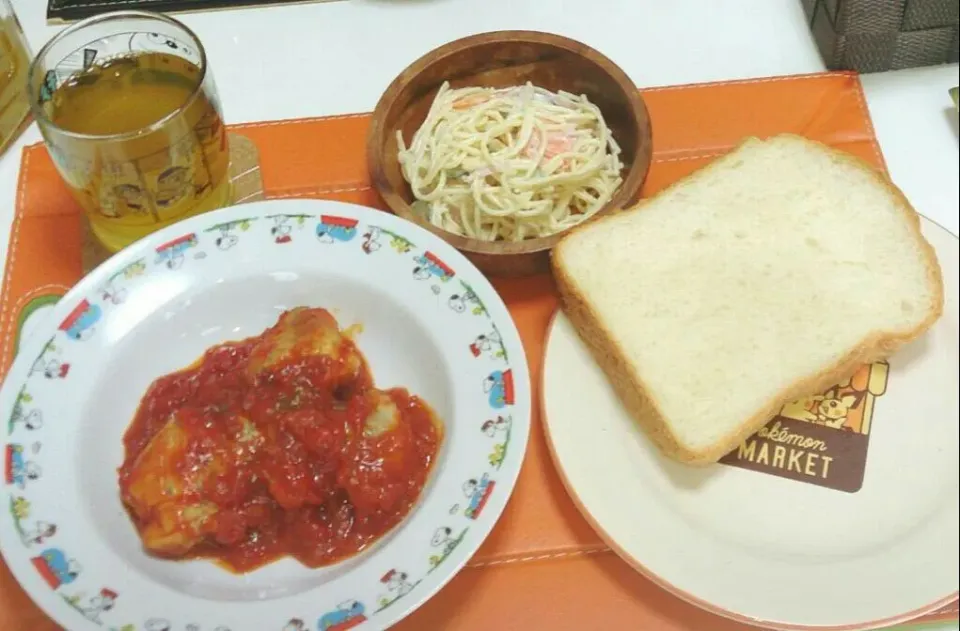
0 199 530 631
542 216 959 630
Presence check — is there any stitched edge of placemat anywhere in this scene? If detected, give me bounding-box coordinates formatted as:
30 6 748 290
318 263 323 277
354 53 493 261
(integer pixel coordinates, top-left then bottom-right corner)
5 72 951 627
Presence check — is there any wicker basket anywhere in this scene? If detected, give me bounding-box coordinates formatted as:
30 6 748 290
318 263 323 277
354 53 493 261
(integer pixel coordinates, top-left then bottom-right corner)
801 0 959 72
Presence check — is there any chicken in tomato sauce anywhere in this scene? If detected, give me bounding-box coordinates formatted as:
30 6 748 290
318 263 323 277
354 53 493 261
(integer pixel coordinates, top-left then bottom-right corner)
118 307 443 572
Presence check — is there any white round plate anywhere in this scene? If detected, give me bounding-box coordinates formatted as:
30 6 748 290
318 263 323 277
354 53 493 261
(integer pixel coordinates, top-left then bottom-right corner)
0 199 530 631
542 216 958 630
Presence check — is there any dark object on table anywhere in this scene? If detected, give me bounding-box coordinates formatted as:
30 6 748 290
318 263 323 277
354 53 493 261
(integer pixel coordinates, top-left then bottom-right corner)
47 0 343 23
800 0 959 73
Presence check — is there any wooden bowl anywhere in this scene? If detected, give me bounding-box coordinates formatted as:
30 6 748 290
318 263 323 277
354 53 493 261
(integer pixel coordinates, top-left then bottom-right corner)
367 30 653 277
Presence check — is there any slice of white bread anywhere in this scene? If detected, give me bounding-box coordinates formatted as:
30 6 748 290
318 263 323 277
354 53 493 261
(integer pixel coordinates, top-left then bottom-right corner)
552 134 944 466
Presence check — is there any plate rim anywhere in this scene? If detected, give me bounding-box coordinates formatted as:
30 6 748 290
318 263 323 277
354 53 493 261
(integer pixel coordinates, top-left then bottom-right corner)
540 215 959 631
0 198 532 630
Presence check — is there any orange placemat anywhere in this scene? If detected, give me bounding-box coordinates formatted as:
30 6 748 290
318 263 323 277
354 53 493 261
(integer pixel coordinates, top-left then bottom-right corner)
1 72 957 631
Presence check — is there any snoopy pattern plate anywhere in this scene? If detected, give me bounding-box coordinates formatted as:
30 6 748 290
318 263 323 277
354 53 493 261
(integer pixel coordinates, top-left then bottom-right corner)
542 216 959 630
0 199 530 631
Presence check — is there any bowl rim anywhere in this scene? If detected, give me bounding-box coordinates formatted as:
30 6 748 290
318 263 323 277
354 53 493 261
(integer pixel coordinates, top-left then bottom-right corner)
367 29 653 259
0 198 534 631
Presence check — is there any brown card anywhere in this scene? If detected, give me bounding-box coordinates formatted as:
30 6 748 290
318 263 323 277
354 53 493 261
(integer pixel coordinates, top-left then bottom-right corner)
719 361 890 493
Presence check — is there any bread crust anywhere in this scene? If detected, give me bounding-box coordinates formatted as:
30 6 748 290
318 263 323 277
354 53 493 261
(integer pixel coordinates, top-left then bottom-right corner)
551 134 945 466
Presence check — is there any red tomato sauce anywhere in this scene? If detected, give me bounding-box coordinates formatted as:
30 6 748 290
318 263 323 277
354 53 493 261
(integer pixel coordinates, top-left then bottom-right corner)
117 308 443 573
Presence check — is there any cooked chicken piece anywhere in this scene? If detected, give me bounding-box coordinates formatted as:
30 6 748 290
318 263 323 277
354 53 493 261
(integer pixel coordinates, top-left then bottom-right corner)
138 502 219 556
339 390 416 516
245 308 363 386
121 409 262 556
363 391 400 437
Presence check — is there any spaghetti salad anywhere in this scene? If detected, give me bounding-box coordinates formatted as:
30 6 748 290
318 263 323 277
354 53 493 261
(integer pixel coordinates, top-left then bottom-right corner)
396 82 624 242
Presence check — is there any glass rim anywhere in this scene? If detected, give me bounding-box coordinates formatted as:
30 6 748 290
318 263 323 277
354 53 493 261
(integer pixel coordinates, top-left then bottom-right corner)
27 9 211 143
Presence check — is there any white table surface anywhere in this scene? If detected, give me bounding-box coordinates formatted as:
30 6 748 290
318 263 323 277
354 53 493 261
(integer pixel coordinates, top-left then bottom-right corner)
1 0 957 629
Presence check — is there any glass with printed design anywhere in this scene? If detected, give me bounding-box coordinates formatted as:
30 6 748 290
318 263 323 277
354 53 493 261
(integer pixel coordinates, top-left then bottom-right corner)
27 10 230 253
0 1 31 155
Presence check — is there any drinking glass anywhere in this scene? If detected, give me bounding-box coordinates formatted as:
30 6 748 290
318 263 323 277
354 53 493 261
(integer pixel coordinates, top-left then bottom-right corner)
0 0 31 155
27 11 231 252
